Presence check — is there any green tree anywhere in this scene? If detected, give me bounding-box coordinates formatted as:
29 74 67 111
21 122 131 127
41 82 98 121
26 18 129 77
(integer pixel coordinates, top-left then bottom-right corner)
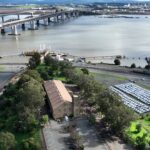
44 54 54 66
81 68 89 75
28 52 41 69
25 70 43 83
32 52 41 66
14 110 38 132
28 57 37 69
40 71 49 80
17 78 45 112
114 58 121 65
0 132 16 150
145 57 150 70
96 90 134 133
145 57 150 66
131 63 136 68
44 55 59 71
145 65 150 70
21 137 40 150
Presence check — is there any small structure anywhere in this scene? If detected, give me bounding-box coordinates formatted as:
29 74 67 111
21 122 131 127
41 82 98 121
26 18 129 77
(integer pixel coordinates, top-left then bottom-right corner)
44 80 73 119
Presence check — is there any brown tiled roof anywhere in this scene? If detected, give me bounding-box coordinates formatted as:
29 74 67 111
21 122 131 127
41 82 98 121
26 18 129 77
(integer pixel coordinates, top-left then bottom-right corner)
44 80 72 110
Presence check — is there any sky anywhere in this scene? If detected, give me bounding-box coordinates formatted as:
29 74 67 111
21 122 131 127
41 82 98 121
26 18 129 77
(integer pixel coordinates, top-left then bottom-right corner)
0 0 149 4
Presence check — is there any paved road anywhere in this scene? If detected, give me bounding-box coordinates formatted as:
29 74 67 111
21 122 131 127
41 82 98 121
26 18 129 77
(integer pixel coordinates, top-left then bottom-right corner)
0 72 15 92
74 63 150 87
43 120 70 150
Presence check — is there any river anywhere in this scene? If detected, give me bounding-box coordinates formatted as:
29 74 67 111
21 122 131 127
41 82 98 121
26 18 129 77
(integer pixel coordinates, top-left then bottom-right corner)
0 15 150 67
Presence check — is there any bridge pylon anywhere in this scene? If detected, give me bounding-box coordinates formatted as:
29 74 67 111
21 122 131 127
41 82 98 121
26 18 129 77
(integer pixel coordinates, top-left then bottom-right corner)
1 28 5 35
9 25 20 35
28 21 38 30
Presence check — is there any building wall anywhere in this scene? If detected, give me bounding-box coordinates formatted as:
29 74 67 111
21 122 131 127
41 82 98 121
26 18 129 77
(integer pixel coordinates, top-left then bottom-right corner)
53 102 72 119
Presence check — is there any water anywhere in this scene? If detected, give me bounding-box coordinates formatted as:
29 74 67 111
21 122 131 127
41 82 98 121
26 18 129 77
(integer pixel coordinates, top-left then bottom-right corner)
0 15 150 66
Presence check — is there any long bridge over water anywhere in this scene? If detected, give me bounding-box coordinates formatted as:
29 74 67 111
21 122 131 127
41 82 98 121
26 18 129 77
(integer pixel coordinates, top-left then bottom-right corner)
0 10 80 35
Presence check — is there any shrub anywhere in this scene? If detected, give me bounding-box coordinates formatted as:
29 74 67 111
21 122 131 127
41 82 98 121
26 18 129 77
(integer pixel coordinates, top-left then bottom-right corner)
40 115 49 125
136 124 142 133
0 132 16 150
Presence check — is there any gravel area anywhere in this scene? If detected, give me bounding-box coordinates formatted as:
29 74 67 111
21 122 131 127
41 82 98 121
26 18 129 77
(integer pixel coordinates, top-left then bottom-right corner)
43 120 70 150
75 117 133 150
76 118 109 150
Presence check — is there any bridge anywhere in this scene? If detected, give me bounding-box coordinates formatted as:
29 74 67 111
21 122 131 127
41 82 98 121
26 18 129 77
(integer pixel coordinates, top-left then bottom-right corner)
0 10 80 35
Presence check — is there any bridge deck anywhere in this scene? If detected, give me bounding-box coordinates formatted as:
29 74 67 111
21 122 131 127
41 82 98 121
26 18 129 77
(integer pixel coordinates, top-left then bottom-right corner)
0 10 78 29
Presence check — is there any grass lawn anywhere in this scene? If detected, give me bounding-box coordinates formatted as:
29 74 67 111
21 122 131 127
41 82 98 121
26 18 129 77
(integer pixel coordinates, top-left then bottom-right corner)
90 71 128 86
0 66 4 71
36 64 46 70
53 76 67 82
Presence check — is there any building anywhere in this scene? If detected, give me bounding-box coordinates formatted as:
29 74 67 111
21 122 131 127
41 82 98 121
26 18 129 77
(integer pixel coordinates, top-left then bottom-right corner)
44 80 73 119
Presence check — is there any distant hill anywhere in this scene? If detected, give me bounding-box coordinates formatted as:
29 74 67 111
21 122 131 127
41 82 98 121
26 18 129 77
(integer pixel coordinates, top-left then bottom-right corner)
0 0 148 5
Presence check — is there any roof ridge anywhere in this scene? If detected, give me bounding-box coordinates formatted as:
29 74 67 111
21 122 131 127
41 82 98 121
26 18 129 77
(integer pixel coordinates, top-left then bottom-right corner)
52 80 63 101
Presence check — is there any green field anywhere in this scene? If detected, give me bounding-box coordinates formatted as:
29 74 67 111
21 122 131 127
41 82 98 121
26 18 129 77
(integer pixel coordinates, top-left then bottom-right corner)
90 71 128 86
0 66 4 71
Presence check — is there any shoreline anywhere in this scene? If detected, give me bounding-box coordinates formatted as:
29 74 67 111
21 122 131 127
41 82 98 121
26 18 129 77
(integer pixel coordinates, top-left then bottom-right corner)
0 51 148 68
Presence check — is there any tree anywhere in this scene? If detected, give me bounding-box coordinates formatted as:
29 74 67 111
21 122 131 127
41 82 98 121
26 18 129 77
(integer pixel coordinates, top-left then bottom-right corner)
25 70 43 83
44 55 54 66
17 78 45 113
40 71 49 80
145 57 150 70
0 132 16 150
28 57 37 69
44 55 59 71
32 52 41 66
96 90 135 133
145 65 150 70
14 77 45 132
21 137 40 150
131 63 136 68
114 59 121 65
28 52 41 69
81 68 89 75
13 109 38 132
145 57 150 66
